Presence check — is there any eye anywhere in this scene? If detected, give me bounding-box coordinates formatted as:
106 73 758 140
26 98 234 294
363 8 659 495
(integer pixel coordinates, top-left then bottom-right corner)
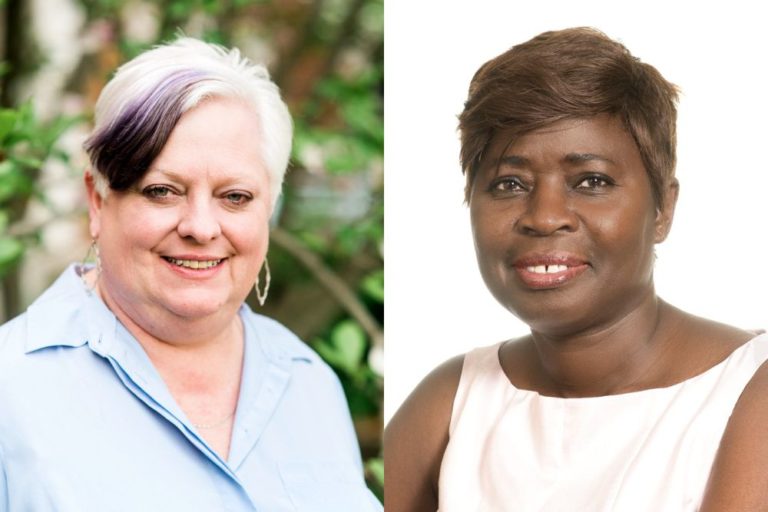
142 185 176 200
223 191 253 206
575 175 614 189
489 176 526 194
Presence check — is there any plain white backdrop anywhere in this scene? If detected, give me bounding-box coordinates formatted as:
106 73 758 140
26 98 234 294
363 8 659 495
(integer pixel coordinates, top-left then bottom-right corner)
384 1 768 423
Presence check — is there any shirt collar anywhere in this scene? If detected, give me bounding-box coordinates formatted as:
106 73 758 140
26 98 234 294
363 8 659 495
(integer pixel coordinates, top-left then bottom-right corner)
240 303 316 366
24 264 115 354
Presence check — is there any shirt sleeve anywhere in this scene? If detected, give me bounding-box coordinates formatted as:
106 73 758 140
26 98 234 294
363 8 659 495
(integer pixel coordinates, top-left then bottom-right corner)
367 490 384 511
0 446 8 512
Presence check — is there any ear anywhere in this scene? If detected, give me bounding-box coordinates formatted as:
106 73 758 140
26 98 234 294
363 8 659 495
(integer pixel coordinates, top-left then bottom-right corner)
654 178 679 243
84 170 103 239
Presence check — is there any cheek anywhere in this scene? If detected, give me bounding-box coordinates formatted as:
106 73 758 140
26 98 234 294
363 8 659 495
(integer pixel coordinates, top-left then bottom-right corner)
225 215 270 254
97 204 179 263
470 206 517 294
471 212 496 266
589 203 657 270
116 208 176 249
470 203 509 250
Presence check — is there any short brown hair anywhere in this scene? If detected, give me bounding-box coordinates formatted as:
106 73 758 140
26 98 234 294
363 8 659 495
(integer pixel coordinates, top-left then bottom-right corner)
459 27 679 206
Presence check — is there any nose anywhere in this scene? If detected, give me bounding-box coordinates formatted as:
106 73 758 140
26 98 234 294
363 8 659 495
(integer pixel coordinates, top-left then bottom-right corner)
177 198 222 243
516 182 578 236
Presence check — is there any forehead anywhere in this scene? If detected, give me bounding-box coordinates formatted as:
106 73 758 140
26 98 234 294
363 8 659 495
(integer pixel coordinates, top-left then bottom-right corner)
485 115 643 169
150 98 267 181
166 97 260 148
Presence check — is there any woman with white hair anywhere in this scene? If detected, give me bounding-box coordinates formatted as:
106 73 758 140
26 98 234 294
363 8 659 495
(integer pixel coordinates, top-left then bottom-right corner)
0 38 380 511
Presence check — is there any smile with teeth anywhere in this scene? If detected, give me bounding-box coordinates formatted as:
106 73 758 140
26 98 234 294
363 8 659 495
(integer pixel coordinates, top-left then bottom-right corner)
513 255 589 289
526 264 569 274
164 257 223 269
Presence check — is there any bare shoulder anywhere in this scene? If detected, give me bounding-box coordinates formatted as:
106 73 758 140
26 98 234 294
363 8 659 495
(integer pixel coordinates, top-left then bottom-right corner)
700 357 768 511
665 305 756 373
670 304 755 347
384 354 465 512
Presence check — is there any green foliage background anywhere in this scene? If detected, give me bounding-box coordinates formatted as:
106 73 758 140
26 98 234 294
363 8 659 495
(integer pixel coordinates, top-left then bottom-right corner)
0 0 382 498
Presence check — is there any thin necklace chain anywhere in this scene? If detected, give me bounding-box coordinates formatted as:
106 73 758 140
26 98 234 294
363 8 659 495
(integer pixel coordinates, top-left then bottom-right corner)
192 409 236 430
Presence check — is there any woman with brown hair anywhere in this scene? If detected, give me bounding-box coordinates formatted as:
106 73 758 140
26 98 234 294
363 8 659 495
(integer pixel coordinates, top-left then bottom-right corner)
385 27 768 511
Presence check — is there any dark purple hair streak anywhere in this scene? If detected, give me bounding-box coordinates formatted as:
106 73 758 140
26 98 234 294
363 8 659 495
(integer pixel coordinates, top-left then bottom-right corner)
83 37 293 208
84 69 205 191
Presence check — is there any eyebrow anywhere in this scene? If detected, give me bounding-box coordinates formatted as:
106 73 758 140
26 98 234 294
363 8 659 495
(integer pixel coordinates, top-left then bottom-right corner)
563 153 615 165
148 167 254 181
145 167 264 191
148 168 186 181
497 153 615 168
498 155 529 167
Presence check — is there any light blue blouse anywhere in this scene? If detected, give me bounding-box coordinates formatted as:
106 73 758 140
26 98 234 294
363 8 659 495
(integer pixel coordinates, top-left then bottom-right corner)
0 265 381 511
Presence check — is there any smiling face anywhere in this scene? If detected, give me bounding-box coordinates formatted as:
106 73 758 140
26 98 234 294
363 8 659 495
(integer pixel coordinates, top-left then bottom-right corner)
469 114 677 336
87 97 271 340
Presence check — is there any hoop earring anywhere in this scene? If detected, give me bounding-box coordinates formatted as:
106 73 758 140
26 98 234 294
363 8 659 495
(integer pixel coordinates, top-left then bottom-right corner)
81 239 101 293
254 258 271 306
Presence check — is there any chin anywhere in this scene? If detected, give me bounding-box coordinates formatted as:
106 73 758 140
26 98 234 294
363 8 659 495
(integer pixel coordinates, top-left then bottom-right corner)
502 292 591 335
161 291 234 320
519 314 592 337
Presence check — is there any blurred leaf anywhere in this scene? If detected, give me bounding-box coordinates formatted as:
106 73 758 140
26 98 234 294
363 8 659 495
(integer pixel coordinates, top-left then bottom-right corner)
0 211 9 233
0 160 14 176
330 320 367 371
0 237 23 268
297 230 328 253
315 319 367 375
314 338 340 370
0 161 21 203
169 0 194 18
365 456 383 501
361 269 383 303
201 0 220 14
366 457 384 486
0 109 17 142
201 29 227 45
10 156 43 169
340 372 380 416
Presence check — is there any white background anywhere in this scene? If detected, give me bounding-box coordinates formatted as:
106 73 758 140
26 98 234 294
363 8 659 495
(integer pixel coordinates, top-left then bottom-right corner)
384 1 768 423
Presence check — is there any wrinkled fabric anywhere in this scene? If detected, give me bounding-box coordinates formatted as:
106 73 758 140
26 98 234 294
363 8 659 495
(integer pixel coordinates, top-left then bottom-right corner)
0 265 381 512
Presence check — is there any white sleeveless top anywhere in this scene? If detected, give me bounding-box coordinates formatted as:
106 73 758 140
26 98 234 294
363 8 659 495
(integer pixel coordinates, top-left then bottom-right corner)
438 334 768 512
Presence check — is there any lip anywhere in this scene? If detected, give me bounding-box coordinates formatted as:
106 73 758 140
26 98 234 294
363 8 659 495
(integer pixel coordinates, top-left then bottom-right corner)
161 254 228 278
512 252 590 290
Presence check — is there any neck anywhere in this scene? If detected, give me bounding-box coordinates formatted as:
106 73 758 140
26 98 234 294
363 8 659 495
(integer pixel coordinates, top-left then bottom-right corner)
86 269 244 460
90 272 245 386
529 291 676 397
90 269 242 348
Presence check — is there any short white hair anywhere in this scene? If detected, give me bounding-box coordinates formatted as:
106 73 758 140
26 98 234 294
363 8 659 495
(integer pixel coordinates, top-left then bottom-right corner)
85 37 292 211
